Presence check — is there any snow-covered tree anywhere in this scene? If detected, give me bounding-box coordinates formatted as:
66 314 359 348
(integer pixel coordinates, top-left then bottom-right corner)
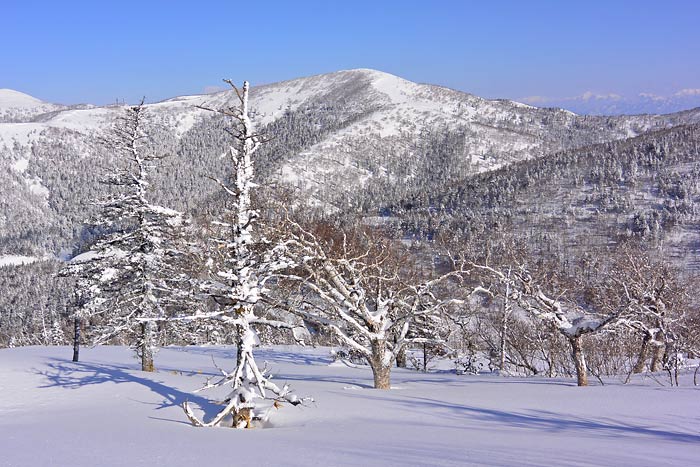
608 246 697 384
61 253 111 362
182 80 305 428
271 221 466 389
473 262 630 386
62 102 188 371
406 309 452 372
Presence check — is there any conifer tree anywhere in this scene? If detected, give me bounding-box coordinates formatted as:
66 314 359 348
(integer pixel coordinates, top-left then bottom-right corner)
62 102 187 371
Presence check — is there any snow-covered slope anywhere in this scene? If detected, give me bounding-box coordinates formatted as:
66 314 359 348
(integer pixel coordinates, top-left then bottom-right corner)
1 345 698 466
243 70 700 207
0 69 696 171
0 89 67 123
2 68 697 154
0 89 46 108
2 68 700 257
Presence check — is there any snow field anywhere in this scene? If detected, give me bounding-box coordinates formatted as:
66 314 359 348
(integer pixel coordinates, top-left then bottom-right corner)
0 345 698 466
0 255 38 268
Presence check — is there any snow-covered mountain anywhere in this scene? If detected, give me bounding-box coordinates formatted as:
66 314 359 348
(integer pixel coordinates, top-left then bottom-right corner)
0 89 68 123
2 68 700 258
243 70 700 205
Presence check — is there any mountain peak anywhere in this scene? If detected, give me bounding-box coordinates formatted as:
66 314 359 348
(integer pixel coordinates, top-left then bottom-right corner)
333 68 411 85
336 67 397 77
0 89 47 109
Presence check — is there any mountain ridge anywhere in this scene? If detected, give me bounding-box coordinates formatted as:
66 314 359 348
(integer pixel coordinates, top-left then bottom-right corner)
2 68 700 260
0 88 67 123
6 68 700 121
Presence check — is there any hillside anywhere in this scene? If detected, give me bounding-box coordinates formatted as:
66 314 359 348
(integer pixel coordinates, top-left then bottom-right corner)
399 124 700 270
2 69 700 259
0 89 68 123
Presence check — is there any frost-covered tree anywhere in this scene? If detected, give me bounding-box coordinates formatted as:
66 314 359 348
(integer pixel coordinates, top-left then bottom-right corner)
61 254 117 362
62 102 188 371
607 246 698 384
473 262 631 386
271 221 466 389
406 309 452 372
182 80 305 428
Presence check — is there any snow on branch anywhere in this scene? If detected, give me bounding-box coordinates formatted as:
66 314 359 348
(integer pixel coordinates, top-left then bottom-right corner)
267 219 469 389
182 79 307 427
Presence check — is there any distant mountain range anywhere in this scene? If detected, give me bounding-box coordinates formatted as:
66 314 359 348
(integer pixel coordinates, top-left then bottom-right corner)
520 89 700 116
1 69 700 262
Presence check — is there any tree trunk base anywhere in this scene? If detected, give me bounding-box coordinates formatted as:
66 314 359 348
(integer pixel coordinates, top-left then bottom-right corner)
141 321 155 372
570 336 588 387
72 317 81 363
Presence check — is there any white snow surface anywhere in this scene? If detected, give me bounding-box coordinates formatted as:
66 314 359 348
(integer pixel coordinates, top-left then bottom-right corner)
0 122 45 146
0 255 37 267
0 345 698 466
0 89 66 123
0 89 47 109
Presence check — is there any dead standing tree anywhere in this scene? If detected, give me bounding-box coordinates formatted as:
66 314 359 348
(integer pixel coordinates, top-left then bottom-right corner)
182 80 306 428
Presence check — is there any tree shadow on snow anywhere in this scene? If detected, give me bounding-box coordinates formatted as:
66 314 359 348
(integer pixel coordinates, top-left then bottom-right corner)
267 372 375 389
164 345 237 361
166 345 333 367
395 371 576 387
255 348 334 366
35 358 219 426
351 393 700 444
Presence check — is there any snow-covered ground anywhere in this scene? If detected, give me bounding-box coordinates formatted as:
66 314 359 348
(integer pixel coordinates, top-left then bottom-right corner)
0 345 698 466
0 255 38 268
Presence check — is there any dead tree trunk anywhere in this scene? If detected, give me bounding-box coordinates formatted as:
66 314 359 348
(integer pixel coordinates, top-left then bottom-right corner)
141 321 155 372
235 324 245 371
72 316 81 363
569 335 588 387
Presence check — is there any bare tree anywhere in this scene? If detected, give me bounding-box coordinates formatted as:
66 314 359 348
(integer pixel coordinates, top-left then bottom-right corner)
609 246 697 384
473 262 630 386
270 221 465 389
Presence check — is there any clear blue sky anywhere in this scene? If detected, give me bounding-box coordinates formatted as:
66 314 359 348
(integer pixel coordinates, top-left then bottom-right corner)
3 0 699 105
